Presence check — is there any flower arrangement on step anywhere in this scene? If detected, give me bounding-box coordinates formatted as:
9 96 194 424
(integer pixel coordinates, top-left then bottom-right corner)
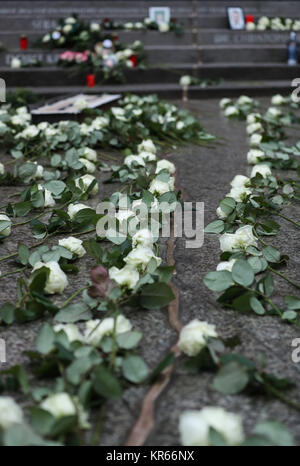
58 39 145 83
100 16 183 35
246 16 300 31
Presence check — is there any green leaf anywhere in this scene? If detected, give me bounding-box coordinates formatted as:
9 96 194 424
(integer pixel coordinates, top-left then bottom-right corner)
282 310 297 321
116 331 142 349
262 245 281 263
212 361 249 395
285 296 300 310
36 323 55 354
54 303 92 323
140 282 175 310
44 180 66 196
203 271 233 292
204 220 224 234
29 266 50 294
219 197 236 214
232 260 254 287
253 421 294 446
30 407 55 436
122 355 149 383
93 364 122 398
0 303 15 324
250 296 265 315
82 239 102 262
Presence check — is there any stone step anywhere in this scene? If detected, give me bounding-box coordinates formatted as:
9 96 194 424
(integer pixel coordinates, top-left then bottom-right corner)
1 63 300 87
6 80 294 100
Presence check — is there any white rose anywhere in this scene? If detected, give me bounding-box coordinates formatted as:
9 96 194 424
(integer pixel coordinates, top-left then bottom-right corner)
250 133 263 147
0 397 24 430
247 149 265 165
132 229 154 248
58 236 86 258
237 95 253 105
32 261 68 294
75 174 98 195
63 24 72 33
82 147 97 162
79 158 96 173
67 203 89 220
54 323 83 342
0 163 4 175
179 75 192 87
266 107 282 118
37 185 55 207
92 116 109 130
138 151 157 162
42 34 50 43
220 225 257 252
219 98 232 109
11 57 21 69
230 175 250 189
0 214 12 236
227 186 252 202
137 139 156 154
271 94 285 105
246 122 263 135
124 246 161 269
216 259 236 272
246 22 256 30
40 393 76 418
74 97 89 111
258 16 270 27
176 121 185 130
251 164 272 178
90 22 100 31
111 107 126 120
33 162 44 179
178 319 218 356
155 159 176 175
11 115 27 126
65 17 76 24
124 22 133 29
109 264 139 289
149 178 173 196
246 113 261 124
159 22 169 32
216 206 227 219
124 155 145 168
224 106 238 117
84 315 132 346
179 407 244 446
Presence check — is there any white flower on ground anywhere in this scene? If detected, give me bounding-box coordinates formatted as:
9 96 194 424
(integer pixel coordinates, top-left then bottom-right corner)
258 16 270 27
217 259 237 272
58 236 86 258
0 163 4 175
246 113 261 124
266 107 282 118
63 24 72 33
180 75 192 87
219 98 232 109
230 175 250 189
250 133 263 147
176 121 185 130
227 186 252 202
75 174 98 195
37 185 55 207
90 22 100 31
271 94 286 105
124 247 162 269
0 214 12 236
74 97 89 111
216 206 228 219
0 397 24 430
32 261 68 294
155 159 176 175
149 178 174 196
246 122 263 135
137 139 156 154
247 149 265 165
124 155 145 168
40 393 76 418
237 95 253 105
67 203 89 220
179 407 244 446
83 147 97 162
54 323 83 342
251 164 272 178
178 319 218 357
84 315 132 346
224 106 239 117
109 264 139 289
132 229 154 248
159 22 169 32
220 225 258 252
246 22 256 30
11 57 22 68
138 151 157 162
111 107 126 121
32 162 44 179
79 158 96 173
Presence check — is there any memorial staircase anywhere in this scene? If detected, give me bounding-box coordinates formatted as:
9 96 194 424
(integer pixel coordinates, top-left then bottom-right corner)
0 0 300 98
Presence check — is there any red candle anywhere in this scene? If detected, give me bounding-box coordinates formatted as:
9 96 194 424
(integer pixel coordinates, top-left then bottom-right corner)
86 74 96 87
20 35 28 50
245 14 255 23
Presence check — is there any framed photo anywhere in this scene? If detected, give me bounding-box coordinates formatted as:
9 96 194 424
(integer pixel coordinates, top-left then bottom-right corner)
149 7 170 25
227 7 245 30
